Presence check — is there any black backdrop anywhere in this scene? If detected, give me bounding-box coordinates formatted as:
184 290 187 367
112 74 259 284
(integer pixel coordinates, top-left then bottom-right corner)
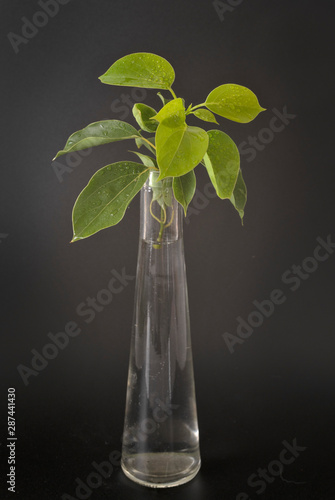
1 1 335 499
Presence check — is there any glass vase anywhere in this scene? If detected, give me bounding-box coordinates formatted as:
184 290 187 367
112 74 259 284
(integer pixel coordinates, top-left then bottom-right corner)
121 171 201 488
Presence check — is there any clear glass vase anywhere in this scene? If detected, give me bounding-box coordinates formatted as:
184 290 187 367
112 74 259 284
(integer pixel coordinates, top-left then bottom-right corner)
121 171 201 488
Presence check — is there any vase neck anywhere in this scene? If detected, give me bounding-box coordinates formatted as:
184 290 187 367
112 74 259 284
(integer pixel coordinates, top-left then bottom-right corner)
140 171 183 244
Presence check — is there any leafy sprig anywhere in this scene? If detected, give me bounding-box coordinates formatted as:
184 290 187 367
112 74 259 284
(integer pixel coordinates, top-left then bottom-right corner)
53 52 265 241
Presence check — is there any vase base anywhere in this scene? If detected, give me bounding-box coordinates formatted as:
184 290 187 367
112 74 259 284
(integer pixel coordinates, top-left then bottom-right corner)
121 452 201 488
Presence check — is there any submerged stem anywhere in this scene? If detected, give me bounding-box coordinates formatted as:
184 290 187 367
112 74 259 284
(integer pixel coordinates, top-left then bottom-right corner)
149 172 174 250
164 209 174 229
150 201 167 249
153 206 175 249
157 206 166 242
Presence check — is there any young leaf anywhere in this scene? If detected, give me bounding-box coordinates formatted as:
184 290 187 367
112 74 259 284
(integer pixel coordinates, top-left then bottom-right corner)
203 130 240 199
153 99 208 178
54 120 140 159
185 103 193 114
152 98 185 124
205 84 265 123
192 109 218 124
156 122 209 179
230 169 247 223
135 136 156 155
132 103 158 133
173 170 196 215
157 92 172 106
99 53 175 90
130 151 157 169
72 162 149 241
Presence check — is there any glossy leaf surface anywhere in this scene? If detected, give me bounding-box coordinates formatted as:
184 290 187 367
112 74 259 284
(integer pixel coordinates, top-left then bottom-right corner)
72 162 149 241
173 170 196 214
130 151 157 169
230 168 247 222
133 103 158 133
203 130 240 199
54 121 140 159
99 53 175 90
206 84 265 123
193 109 218 124
152 98 185 124
156 122 208 179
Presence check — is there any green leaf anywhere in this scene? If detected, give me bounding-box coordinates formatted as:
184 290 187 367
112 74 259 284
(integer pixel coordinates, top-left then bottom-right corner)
130 150 157 169
99 53 175 90
135 136 156 155
203 130 240 199
152 98 185 124
54 120 140 159
157 92 172 106
71 162 149 241
192 109 218 124
154 101 208 179
230 169 247 223
157 122 208 179
173 170 196 215
153 99 208 179
132 103 158 133
205 84 265 123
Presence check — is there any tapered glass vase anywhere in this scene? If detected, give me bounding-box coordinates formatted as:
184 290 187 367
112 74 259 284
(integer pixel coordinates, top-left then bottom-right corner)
121 171 201 488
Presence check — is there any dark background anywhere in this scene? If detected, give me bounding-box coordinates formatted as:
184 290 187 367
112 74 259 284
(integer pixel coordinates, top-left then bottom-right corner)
1 0 335 498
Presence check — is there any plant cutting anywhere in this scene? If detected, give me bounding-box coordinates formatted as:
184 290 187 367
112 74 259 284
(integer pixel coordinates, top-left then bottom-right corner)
53 52 265 488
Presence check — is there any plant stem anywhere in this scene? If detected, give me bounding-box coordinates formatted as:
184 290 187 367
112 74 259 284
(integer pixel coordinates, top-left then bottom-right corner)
190 103 207 111
141 137 156 150
157 207 165 242
153 206 166 249
168 87 177 99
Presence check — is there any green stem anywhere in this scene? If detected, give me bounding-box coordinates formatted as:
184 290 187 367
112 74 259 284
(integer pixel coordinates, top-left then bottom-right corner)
190 102 207 111
157 207 165 242
141 137 156 150
168 87 177 99
153 206 166 249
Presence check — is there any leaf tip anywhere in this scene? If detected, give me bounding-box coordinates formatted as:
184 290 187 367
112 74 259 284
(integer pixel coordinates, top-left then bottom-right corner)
156 171 165 182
